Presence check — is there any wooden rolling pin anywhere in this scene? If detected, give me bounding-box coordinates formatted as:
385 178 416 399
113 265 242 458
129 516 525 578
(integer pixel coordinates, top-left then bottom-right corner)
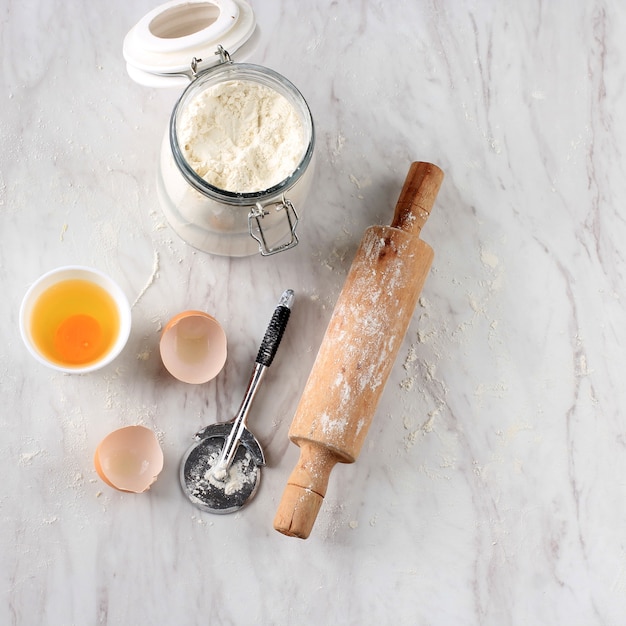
274 161 444 539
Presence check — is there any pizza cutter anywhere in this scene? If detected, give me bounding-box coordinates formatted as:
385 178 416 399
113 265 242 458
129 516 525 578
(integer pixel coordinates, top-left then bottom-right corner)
180 289 294 514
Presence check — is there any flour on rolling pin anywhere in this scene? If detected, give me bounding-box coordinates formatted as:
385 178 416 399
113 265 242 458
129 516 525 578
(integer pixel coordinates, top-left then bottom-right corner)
309 230 428 447
274 161 444 539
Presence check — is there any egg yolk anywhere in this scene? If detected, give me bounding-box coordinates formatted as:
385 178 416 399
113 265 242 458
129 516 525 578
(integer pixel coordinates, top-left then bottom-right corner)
54 314 105 364
30 278 119 368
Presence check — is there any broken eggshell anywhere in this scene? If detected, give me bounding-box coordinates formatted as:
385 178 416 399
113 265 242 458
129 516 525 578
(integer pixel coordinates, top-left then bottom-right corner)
94 425 164 493
159 310 227 384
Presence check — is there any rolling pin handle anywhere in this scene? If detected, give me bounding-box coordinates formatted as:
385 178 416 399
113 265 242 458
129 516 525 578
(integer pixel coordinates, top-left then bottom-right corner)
391 161 444 235
273 442 339 539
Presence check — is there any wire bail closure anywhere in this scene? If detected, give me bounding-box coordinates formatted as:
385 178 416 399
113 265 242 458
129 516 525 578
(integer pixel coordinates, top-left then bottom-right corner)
248 197 300 256
216 45 232 64
190 45 233 79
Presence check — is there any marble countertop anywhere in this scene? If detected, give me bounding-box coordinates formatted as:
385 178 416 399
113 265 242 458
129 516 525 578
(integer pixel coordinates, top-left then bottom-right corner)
2 1 626 624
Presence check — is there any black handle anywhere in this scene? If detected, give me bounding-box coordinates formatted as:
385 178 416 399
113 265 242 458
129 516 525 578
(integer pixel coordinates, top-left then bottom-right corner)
256 290 294 367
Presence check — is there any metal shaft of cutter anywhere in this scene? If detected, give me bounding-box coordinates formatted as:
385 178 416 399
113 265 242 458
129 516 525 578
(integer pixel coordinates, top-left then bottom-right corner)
212 289 294 480
212 362 267 479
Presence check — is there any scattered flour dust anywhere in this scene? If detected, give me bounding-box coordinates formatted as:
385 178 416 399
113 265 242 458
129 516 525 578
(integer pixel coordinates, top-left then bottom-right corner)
19 448 44 466
329 131 345 164
132 250 159 308
178 79 305 192
317 505 377 536
136 349 151 361
400 376 415 391
348 173 372 192
188 449 255 499
402 409 440 451
399 297 449 450
204 454 252 496
480 247 500 269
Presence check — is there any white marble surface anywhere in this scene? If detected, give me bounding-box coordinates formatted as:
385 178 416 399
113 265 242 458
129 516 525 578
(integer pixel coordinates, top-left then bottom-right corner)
2 1 626 624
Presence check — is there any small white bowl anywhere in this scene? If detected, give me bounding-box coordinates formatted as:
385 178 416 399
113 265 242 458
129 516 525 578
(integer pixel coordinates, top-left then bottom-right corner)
19 266 132 374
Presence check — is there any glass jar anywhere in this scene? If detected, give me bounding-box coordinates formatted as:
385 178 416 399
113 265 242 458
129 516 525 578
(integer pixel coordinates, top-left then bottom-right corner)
123 0 315 256
157 51 315 257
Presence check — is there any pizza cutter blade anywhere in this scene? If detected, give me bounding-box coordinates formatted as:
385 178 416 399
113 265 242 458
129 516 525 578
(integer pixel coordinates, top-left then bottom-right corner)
180 289 294 514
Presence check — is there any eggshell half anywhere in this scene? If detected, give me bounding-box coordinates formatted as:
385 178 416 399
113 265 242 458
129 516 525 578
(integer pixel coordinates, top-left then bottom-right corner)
159 310 227 384
94 425 164 493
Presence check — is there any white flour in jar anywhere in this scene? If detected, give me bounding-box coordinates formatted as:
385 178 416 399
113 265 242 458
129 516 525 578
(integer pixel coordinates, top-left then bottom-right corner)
178 79 305 193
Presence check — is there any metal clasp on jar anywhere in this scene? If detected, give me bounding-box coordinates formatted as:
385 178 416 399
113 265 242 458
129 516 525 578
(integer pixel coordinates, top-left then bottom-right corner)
189 46 232 79
248 197 299 256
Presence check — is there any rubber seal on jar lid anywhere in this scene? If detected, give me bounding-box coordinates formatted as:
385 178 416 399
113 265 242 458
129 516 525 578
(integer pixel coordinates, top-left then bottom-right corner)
123 0 257 88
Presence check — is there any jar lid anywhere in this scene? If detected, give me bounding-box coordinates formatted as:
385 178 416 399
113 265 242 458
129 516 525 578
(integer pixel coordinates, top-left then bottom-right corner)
123 0 257 88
